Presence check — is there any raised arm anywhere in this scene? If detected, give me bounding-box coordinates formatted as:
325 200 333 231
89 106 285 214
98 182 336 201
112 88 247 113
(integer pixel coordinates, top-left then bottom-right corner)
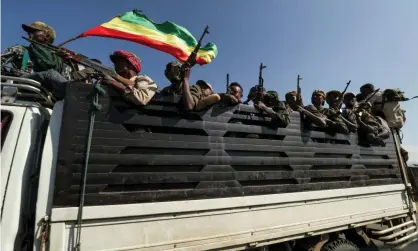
297 106 327 128
181 65 195 111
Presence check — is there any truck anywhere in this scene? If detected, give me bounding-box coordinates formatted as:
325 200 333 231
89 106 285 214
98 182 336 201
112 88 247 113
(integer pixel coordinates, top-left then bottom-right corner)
1 75 417 251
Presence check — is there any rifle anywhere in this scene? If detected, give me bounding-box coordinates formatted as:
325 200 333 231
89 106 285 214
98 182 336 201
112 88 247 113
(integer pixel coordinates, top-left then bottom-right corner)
258 63 266 92
364 88 381 103
355 88 381 116
336 80 351 109
297 75 302 104
23 37 118 79
185 26 209 67
226 73 230 93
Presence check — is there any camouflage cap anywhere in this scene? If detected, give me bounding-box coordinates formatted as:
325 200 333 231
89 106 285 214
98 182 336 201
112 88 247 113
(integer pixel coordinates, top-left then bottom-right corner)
312 89 326 97
22 21 56 44
326 90 342 98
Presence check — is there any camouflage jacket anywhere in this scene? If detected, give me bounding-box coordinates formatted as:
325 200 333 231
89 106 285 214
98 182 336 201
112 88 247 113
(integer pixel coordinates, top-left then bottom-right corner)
1 44 73 80
323 108 349 134
189 84 206 109
256 92 290 127
342 108 358 133
1 45 34 74
303 104 327 129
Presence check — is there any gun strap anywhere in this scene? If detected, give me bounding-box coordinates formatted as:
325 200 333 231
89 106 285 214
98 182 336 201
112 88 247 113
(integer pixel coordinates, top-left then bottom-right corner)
21 48 30 71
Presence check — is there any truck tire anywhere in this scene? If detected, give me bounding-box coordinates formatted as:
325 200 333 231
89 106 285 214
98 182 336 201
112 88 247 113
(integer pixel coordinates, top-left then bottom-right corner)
321 239 360 251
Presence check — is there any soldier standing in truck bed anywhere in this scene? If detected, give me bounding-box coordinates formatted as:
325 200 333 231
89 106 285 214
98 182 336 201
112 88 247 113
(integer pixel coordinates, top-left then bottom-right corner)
285 91 303 112
102 50 157 106
161 60 184 95
297 90 328 129
248 86 290 128
181 65 221 111
16 21 72 99
323 90 350 135
219 82 243 105
356 102 390 146
342 92 358 133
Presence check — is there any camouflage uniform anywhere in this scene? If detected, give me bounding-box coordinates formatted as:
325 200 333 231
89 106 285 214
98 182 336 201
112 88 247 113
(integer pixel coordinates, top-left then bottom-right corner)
303 90 328 128
1 45 34 74
188 80 220 111
285 90 303 112
342 92 358 133
20 21 73 99
324 90 349 135
357 102 389 146
254 90 290 127
161 61 184 95
23 21 72 80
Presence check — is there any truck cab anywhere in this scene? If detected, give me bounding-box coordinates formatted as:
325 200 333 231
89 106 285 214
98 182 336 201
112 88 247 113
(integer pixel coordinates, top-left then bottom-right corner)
1 76 417 251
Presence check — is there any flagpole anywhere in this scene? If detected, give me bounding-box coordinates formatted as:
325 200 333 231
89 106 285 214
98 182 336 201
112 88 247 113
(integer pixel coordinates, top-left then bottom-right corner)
57 34 83 47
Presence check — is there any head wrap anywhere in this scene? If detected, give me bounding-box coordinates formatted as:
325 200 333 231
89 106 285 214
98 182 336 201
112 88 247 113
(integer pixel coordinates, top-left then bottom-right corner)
312 89 326 97
22 21 56 44
110 50 142 73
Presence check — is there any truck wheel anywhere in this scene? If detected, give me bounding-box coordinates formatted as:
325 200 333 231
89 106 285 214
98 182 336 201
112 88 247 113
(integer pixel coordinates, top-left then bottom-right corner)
321 239 360 251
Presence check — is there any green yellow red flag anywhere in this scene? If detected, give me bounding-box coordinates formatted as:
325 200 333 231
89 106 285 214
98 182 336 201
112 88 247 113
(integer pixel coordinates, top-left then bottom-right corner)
80 10 218 65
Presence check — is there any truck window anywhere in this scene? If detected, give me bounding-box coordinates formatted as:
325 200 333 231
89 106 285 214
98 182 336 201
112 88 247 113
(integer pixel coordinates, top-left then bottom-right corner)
1 110 13 150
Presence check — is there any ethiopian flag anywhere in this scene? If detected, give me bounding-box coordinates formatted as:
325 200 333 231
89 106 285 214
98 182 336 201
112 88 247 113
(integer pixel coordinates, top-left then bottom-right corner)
79 10 218 65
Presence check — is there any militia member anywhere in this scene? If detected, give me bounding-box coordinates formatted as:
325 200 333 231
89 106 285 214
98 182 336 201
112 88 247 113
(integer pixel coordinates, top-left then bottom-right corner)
220 82 243 105
356 102 390 146
161 60 184 95
359 83 384 114
341 92 358 133
248 86 290 127
181 65 221 111
285 91 303 112
356 93 365 103
103 50 157 106
18 21 72 99
297 90 328 129
323 90 350 135
1 44 34 75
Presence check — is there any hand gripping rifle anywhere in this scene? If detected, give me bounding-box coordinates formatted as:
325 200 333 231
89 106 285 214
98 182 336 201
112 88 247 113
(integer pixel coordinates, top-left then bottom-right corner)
257 63 266 95
297 74 302 104
335 80 351 109
184 26 210 68
23 37 121 78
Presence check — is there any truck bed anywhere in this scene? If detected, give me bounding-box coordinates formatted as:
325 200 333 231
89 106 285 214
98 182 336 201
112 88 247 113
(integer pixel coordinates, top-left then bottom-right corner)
35 83 413 251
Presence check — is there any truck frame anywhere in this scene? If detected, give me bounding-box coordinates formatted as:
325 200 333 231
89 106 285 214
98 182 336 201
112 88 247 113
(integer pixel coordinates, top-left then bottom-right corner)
1 76 417 251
